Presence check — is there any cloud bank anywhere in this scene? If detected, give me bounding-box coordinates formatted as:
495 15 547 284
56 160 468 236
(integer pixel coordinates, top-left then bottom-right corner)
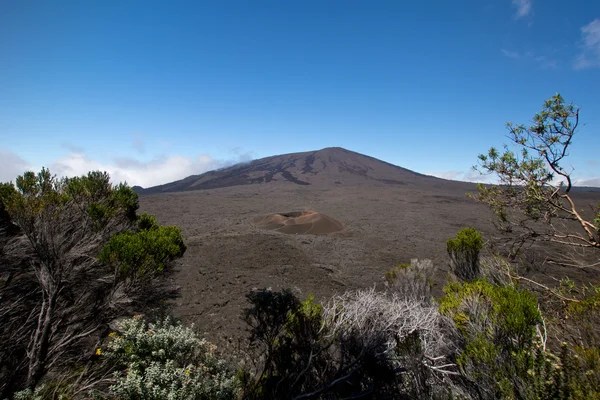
427 170 600 188
0 149 33 183
3 148 598 188
426 170 495 184
0 149 254 188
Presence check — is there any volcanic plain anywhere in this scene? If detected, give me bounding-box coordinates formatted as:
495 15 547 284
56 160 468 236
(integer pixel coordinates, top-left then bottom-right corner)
137 147 599 348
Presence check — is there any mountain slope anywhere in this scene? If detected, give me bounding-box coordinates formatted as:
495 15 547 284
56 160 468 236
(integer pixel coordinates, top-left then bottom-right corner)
139 147 450 194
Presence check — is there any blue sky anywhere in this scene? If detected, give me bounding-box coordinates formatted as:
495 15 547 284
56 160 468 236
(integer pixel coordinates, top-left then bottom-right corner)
1 0 599 187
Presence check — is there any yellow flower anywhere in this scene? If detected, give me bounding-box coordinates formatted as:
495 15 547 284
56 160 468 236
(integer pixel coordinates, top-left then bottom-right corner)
108 332 117 338
185 369 190 375
95 348 102 356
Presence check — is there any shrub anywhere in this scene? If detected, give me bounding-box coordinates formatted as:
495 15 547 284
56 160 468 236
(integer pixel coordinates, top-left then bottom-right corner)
242 285 460 399
440 279 541 350
0 168 157 394
473 94 600 259
560 345 600 398
243 288 300 354
12 382 74 400
384 258 436 301
102 316 238 400
447 228 483 281
439 279 557 398
98 215 185 283
384 262 411 284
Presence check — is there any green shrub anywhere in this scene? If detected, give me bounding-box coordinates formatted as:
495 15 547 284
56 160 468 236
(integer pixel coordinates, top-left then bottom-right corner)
285 293 322 334
98 217 185 281
384 262 411 284
0 182 16 227
440 279 541 350
0 169 150 393
103 316 238 400
12 380 75 400
560 345 600 398
447 228 483 281
384 259 436 301
440 279 548 398
136 212 159 231
13 386 62 400
64 172 138 222
242 287 458 399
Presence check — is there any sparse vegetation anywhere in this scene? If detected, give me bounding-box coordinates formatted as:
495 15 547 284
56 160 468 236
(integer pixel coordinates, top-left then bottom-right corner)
240 276 460 399
0 169 185 397
1 94 599 399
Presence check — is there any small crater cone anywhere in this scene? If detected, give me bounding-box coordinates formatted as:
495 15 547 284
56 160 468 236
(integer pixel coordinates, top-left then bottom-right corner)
252 211 344 235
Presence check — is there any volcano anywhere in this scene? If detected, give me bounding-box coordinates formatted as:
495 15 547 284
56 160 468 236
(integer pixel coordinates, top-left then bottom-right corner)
138 147 458 194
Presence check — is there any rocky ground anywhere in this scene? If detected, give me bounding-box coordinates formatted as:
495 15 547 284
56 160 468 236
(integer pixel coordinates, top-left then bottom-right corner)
140 182 499 346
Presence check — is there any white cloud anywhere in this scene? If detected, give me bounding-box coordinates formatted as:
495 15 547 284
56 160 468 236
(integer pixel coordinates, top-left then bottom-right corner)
501 49 557 69
0 149 33 183
426 170 495 184
2 145 256 189
461 171 496 184
5 146 597 189
574 177 600 187
512 0 532 19
230 147 253 163
427 171 462 180
574 19 600 70
501 49 521 59
428 169 600 188
50 152 250 188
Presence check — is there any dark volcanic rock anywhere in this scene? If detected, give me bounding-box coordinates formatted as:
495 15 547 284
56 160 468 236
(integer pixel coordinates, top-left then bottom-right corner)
140 147 450 194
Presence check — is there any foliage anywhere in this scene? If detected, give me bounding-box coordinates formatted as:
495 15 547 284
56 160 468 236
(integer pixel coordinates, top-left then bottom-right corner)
385 258 436 301
63 171 139 225
242 277 460 399
439 277 600 399
469 94 600 395
0 168 184 396
447 228 483 281
98 213 185 283
473 94 599 260
440 279 541 350
0 182 17 234
99 316 238 400
559 345 600 398
241 288 323 399
12 381 75 400
440 279 545 398
324 287 460 398
384 262 411 284
243 288 301 354
564 285 600 353
0 168 139 392
106 316 200 368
